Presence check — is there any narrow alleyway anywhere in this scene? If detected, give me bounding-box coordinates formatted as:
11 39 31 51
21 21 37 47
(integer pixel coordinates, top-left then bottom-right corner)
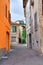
0 44 43 65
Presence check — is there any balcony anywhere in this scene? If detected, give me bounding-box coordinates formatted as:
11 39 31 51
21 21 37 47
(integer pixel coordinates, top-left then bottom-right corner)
31 0 34 6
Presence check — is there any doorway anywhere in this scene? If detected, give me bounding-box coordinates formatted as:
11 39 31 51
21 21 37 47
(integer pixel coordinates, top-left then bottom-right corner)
29 33 32 48
6 32 9 51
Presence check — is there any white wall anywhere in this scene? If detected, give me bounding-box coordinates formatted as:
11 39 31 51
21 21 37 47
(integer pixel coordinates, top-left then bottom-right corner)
26 0 31 48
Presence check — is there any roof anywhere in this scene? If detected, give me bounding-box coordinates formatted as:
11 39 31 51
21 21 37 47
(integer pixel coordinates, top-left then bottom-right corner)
15 20 26 25
11 23 20 26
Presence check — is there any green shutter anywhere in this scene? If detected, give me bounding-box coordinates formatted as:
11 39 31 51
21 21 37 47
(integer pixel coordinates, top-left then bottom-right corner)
22 29 26 43
19 21 24 25
12 26 17 32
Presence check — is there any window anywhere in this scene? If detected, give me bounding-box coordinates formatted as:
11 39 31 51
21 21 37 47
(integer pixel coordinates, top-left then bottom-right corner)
8 11 11 22
26 0 29 13
5 5 7 18
12 26 17 32
19 21 24 25
34 12 37 31
30 0 34 6
8 0 10 2
42 0 43 15
11 36 16 42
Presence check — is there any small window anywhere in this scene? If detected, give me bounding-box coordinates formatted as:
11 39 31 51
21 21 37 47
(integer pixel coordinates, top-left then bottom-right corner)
5 5 7 18
11 36 16 42
8 11 11 22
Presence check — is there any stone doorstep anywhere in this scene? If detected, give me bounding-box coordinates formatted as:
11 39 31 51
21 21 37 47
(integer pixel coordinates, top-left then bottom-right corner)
0 49 14 60
1 56 8 59
0 48 9 60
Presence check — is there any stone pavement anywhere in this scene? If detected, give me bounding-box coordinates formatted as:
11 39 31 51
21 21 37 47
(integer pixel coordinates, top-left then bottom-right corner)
0 44 43 65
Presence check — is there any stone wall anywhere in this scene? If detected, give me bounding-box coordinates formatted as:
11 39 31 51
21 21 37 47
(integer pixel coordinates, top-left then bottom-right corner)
39 0 43 53
31 0 41 52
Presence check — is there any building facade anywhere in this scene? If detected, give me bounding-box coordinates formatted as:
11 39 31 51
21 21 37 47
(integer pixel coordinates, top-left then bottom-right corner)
23 0 43 53
0 0 10 58
16 20 26 44
10 23 20 46
30 0 43 53
23 0 32 48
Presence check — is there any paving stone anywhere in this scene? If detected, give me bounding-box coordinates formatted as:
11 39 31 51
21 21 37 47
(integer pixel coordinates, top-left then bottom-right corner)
0 44 43 65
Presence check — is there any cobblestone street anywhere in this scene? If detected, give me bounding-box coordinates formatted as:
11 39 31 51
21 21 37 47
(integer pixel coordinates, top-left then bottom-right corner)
0 44 43 65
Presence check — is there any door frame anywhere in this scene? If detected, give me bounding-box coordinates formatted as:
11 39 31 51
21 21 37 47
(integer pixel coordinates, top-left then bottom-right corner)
6 32 9 51
29 33 32 48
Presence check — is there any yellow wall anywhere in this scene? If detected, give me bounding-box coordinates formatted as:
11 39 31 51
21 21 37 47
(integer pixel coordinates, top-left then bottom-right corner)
0 0 10 51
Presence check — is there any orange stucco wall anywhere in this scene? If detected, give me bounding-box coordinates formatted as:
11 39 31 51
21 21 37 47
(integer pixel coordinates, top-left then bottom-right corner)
0 0 10 51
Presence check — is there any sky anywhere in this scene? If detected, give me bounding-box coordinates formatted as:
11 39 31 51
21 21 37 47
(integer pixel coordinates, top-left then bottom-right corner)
10 0 25 22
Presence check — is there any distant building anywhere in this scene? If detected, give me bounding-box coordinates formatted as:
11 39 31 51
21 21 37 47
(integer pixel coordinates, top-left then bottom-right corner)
16 20 26 44
0 0 10 58
15 20 26 25
23 0 43 53
10 23 20 46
